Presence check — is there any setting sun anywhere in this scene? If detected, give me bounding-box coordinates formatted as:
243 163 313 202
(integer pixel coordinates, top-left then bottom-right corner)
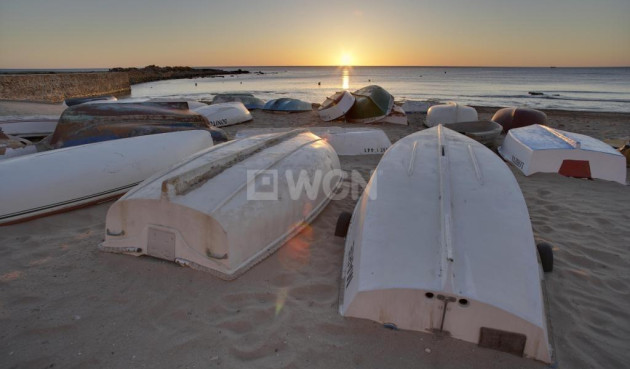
340 53 353 66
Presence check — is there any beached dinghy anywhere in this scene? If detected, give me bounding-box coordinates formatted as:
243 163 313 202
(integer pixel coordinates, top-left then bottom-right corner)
263 98 312 112
0 116 58 138
236 127 391 155
338 125 552 363
100 130 342 280
499 124 626 184
492 107 548 133
441 120 503 145
38 101 227 150
0 130 214 225
193 102 252 127
425 102 478 127
212 93 265 110
318 91 355 121
346 85 394 123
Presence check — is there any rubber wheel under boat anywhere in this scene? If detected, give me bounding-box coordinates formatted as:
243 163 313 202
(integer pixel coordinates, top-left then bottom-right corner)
335 212 352 237
536 243 554 273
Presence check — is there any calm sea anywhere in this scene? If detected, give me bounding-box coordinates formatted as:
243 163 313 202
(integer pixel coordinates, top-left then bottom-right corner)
4 66 630 112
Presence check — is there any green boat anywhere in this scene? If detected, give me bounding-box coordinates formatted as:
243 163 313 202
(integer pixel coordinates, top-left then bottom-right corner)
346 85 394 123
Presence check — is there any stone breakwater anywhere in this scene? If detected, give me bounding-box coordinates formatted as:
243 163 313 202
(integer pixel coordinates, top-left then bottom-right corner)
0 72 131 103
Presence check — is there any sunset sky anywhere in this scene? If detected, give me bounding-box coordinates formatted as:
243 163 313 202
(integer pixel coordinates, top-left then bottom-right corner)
1 0 628 68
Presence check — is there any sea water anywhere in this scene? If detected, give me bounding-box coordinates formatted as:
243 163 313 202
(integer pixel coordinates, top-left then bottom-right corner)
129 66 630 113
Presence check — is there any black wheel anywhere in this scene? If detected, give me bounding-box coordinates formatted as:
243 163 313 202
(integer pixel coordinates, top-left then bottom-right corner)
335 212 352 237
537 243 553 273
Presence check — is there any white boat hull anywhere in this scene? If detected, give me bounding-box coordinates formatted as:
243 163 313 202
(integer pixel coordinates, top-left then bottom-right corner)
193 102 252 127
100 130 342 280
318 91 355 121
340 126 551 363
235 127 391 155
0 130 214 225
426 102 478 127
499 124 626 184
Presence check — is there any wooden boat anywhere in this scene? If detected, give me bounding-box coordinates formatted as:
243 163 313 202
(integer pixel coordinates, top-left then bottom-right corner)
0 130 214 225
499 124 626 184
100 130 342 280
38 101 227 151
235 127 391 155
346 85 394 123
64 95 117 107
338 125 552 363
193 102 252 127
425 102 478 127
318 91 355 121
441 120 503 145
492 107 548 133
263 98 312 112
0 116 58 138
377 105 408 125
212 93 265 110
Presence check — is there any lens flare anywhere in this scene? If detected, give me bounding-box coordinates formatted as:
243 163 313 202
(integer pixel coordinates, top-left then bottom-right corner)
275 287 288 316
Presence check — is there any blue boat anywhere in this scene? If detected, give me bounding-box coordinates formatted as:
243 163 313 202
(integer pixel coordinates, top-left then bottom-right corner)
212 93 265 110
263 98 312 112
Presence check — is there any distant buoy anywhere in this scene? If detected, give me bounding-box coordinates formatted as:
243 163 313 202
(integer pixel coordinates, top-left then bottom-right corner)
318 82 321 86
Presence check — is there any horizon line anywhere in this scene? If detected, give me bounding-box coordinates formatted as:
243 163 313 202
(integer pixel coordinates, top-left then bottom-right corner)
1 65 630 71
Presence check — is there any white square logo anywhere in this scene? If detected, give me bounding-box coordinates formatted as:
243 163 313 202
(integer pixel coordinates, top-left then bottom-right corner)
247 170 278 201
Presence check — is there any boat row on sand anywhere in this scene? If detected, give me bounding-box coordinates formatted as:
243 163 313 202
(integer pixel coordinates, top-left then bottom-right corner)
318 85 408 125
95 125 554 363
0 102 228 160
3 117 626 362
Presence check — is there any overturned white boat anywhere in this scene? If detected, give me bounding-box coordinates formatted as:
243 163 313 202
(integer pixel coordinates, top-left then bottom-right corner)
338 125 552 363
235 127 391 155
100 130 342 280
193 102 253 127
318 91 355 121
0 130 214 225
426 102 478 127
499 124 626 184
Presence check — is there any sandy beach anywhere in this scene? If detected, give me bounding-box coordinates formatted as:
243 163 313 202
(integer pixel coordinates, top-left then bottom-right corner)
1 102 629 369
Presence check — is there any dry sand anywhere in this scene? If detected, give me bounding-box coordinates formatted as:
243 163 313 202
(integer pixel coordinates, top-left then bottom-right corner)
0 102 629 369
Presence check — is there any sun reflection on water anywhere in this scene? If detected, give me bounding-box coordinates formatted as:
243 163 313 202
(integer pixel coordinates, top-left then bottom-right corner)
341 68 350 90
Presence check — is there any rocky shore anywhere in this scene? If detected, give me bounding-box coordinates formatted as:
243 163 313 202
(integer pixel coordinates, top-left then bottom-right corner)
109 65 249 84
